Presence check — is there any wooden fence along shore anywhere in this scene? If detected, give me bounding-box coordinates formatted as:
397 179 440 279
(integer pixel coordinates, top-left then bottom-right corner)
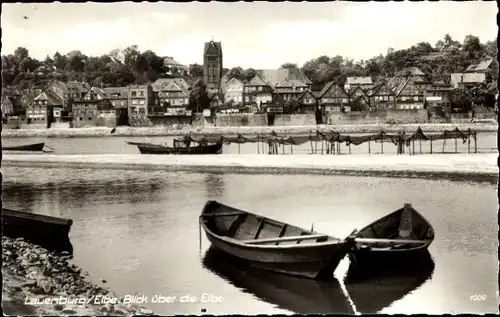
176 126 480 156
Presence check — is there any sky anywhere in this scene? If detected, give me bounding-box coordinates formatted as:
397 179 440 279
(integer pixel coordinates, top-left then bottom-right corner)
1 2 497 69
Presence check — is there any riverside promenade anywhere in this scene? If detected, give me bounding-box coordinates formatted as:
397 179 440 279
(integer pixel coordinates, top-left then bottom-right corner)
2 153 497 182
1 122 497 138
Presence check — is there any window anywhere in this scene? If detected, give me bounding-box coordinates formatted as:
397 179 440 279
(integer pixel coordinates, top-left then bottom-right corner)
132 100 138 105
88 117 92 120
112 101 116 106
131 91 137 97
139 100 145 105
342 98 348 103
258 86 262 91
79 117 83 121
245 96 249 102
413 96 419 101
402 97 407 101
139 108 145 114
139 91 145 97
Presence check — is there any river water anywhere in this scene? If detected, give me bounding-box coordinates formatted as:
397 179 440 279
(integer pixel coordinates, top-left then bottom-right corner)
1 165 498 315
1 132 497 155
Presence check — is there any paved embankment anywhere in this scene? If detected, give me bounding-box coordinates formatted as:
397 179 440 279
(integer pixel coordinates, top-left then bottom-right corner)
1 122 497 138
2 236 153 316
1 153 497 182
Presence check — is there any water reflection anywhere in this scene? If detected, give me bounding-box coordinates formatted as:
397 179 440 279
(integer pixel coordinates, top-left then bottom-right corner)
344 250 435 314
204 174 226 198
202 247 354 315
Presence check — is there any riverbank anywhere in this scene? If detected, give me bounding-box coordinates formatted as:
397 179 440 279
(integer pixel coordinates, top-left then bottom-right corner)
1 122 497 138
2 236 154 316
2 153 497 183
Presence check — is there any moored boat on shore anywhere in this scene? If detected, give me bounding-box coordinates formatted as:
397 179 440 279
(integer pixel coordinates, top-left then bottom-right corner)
199 200 355 280
2 208 74 253
2 142 46 151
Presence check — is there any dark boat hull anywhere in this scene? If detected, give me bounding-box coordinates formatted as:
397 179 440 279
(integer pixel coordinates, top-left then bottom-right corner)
201 200 354 280
2 142 45 151
2 208 73 253
348 204 434 269
137 143 222 155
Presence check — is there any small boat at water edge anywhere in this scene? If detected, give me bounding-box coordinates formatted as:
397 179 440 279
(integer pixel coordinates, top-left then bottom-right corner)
2 142 46 151
2 208 74 253
203 246 355 315
199 200 355 280
348 203 434 269
136 142 222 155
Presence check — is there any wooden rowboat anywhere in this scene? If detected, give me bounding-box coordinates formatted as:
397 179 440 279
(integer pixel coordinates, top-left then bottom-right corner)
203 246 354 315
348 203 434 268
2 142 45 151
199 200 355 280
2 208 74 253
136 142 222 155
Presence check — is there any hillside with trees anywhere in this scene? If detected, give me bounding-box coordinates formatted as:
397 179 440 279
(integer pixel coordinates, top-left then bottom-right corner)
1 34 497 92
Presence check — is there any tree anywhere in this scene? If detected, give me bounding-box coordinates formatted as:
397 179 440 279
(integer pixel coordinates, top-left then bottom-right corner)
188 79 210 112
189 63 204 78
14 47 29 62
281 63 298 69
53 52 68 70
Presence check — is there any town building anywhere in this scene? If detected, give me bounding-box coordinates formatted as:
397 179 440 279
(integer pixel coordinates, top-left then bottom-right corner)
164 56 189 76
294 90 318 113
344 77 373 94
393 78 426 109
28 89 64 127
71 87 119 127
450 73 487 89
203 40 223 93
127 84 154 116
157 81 190 116
423 82 454 108
102 87 129 125
223 77 244 105
242 74 273 111
318 81 351 113
366 80 396 110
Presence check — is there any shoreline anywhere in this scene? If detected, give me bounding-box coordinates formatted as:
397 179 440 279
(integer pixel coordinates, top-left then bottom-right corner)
2 153 497 184
1 122 498 138
2 236 153 316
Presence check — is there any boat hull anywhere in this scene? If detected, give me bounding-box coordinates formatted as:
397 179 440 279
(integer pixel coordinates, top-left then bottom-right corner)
2 142 45 151
2 209 73 253
200 201 354 280
206 233 351 279
137 143 222 155
348 204 434 269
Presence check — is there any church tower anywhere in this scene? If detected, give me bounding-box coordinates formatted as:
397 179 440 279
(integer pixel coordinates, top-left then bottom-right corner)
203 40 223 92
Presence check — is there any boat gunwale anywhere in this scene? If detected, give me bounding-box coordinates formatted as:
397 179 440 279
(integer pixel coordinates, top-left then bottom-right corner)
200 201 350 250
2 208 73 226
353 206 434 252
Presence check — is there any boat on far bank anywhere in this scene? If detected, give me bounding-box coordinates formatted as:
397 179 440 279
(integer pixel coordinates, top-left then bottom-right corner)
2 142 46 151
199 200 355 280
130 136 223 155
348 203 434 269
2 208 74 253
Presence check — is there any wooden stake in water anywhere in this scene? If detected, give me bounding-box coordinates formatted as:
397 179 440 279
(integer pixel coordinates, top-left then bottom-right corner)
368 140 371 154
454 137 457 154
430 139 433 154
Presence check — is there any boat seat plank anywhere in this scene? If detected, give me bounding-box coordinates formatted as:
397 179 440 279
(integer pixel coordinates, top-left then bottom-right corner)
225 214 248 238
354 238 427 245
241 234 329 245
254 218 265 239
